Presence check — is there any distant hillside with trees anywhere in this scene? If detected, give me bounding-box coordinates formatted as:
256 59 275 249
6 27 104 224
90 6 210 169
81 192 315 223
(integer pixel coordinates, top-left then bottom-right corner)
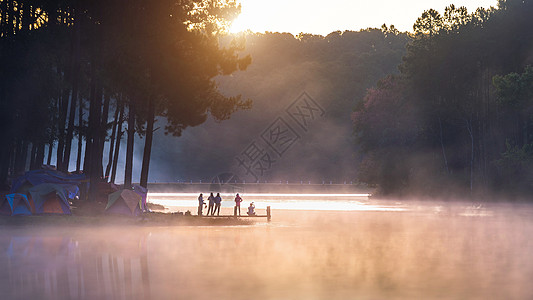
146 28 410 183
353 0 533 198
0 0 412 188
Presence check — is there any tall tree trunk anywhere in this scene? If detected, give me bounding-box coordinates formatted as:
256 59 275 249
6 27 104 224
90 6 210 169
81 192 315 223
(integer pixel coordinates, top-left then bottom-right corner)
124 101 136 188
140 97 155 188
62 87 78 172
0 143 10 186
56 89 70 171
9 144 16 176
105 100 121 179
95 91 110 179
63 16 81 173
35 143 45 169
87 85 103 201
76 96 83 172
110 131 123 184
47 140 54 166
84 74 97 174
83 124 91 173
14 140 29 175
29 143 37 170
13 139 22 174
110 106 124 184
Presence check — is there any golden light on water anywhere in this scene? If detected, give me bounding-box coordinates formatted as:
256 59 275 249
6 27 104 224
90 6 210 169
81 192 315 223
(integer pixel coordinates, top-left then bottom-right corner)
146 192 409 212
148 193 372 197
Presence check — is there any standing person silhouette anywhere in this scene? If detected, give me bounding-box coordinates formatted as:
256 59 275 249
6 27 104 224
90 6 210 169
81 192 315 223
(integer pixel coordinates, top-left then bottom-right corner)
207 193 215 216
234 193 243 216
214 193 222 216
197 193 205 216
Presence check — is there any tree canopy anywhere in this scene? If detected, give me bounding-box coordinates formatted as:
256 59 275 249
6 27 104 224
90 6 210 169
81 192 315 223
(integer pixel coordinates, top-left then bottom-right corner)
353 0 533 198
144 28 409 183
0 0 251 192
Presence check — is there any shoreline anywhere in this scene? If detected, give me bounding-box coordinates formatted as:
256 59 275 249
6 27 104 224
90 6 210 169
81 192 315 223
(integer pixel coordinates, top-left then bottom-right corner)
0 212 255 227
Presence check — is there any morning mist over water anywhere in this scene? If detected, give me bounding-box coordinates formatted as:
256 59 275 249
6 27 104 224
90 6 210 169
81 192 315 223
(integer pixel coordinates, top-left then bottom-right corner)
2 196 533 299
1 0 533 299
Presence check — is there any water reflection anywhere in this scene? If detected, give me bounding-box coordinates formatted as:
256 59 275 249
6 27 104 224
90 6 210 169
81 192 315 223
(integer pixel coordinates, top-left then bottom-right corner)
0 229 150 299
1 199 533 299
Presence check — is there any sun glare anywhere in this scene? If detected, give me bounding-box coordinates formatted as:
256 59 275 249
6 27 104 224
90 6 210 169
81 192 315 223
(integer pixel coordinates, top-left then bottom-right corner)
228 14 250 33
228 0 499 35
229 1 280 34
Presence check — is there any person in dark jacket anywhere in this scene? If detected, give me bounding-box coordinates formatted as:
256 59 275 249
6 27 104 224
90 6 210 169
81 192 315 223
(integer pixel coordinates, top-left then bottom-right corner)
213 193 222 216
207 193 215 215
234 193 243 216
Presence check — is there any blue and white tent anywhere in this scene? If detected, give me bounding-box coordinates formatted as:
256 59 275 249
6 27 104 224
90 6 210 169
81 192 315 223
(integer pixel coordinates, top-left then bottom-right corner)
0 194 32 216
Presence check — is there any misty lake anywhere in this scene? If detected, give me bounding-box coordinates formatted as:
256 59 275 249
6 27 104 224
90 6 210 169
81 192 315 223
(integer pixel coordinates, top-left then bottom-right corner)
1 193 533 300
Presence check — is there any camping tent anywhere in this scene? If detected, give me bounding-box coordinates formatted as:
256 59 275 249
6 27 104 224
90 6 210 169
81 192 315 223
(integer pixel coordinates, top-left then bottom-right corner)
11 169 86 195
133 185 148 212
0 194 32 216
105 189 142 216
28 184 75 215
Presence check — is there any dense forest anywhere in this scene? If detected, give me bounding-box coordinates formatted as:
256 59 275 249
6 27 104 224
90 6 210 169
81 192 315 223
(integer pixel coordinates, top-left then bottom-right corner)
0 0 251 196
0 1 410 187
353 0 533 198
4 0 531 199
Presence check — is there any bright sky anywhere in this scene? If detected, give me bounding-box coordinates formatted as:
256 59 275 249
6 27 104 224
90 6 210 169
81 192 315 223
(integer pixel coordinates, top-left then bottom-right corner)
229 0 499 35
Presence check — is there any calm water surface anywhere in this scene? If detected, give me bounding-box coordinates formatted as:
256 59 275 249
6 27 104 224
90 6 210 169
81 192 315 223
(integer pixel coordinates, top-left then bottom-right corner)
1 194 533 299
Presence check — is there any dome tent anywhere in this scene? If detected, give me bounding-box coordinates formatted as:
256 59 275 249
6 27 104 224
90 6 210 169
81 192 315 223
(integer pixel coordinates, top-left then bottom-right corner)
105 189 143 216
28 183 75 215
11 169 85 195
0 194 32 216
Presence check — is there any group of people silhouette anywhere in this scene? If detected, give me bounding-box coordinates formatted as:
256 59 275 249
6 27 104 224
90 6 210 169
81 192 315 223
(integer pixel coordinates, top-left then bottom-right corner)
197 193 255 216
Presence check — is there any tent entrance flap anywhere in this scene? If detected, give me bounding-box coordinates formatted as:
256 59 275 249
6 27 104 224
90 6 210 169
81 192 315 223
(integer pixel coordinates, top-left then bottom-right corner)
43 192 64 214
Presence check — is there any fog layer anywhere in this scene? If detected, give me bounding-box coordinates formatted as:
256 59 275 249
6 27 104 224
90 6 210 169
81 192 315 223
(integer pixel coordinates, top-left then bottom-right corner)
136 31 409 184
2 199 533 299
